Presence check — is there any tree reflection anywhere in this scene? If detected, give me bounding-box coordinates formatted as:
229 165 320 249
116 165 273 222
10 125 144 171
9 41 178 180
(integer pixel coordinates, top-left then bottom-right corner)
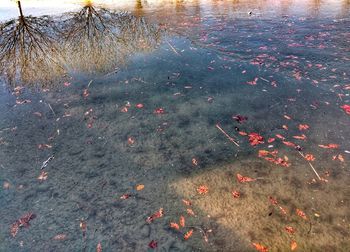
0 0 163 87
0 0 64 87
59 0 163 75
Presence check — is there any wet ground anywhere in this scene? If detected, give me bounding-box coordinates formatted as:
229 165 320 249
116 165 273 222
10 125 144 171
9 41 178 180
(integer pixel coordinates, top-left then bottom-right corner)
0 0 350 251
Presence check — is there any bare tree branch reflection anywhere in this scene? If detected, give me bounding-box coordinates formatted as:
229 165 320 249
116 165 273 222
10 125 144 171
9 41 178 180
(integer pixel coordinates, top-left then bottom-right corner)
59 1 163 75
0 1 65 87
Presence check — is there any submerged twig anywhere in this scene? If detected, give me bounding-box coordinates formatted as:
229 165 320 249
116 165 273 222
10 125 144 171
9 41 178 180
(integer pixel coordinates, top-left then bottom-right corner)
46 102 56 116
187 225 212 243
298 151 321 180
166 40 180 55
215 124 239 147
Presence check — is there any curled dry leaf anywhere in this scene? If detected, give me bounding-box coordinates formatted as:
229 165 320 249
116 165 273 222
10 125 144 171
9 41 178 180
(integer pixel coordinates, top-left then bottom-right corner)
248 133 264 146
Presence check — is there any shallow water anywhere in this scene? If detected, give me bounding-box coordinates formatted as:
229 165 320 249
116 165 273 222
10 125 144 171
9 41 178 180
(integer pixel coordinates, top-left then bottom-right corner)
0 0 350 251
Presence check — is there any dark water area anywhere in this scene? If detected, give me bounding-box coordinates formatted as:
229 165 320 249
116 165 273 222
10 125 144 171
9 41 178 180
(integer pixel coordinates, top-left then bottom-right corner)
0 1 350 251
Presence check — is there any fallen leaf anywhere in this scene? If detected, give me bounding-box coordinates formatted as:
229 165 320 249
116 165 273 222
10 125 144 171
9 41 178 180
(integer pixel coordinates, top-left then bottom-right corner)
186 208 195 216
182 199 192 206
236 173 256 183
96 242 102 252
296 209 307 220
136 184 145 191
146 208 164 223
232 190 240 198
291 240 297 251
340 104 350 115
318 144 339 149
304 154 315 161
252 243 268 252
184 229 194 240
148 240 158 249
135 103 144 108
285 226 296 234
179 216 185 227
197 185 209 195
170 222 180 230
298 124 310 131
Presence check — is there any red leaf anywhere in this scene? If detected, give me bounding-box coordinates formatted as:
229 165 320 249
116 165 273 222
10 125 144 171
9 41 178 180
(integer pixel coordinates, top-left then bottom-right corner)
341 104 350 115
148 240 158 249
236 173 256 183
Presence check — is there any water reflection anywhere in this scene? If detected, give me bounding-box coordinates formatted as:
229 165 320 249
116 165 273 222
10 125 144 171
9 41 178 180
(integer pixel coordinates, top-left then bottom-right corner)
0 0 163 87
0 1 64 87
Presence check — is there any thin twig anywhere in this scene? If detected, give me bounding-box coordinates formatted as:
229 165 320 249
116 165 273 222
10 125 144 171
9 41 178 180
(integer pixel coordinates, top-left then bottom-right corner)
166 40 180 55
215 124 239 147
46 102 56 116
87 80 93 88
298 151 321 180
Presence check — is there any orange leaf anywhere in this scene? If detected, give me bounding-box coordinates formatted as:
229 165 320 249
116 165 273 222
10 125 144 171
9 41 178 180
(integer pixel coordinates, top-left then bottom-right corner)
197 185 208 195
304 154 315 161
252 243 268 252
291 240 297 251
236 173 256 183
136 184 145 191
184 229 194 240
179 216 185 227
318 144 339 149
283 141 296 147
170 222 180 230
296 209 307 220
